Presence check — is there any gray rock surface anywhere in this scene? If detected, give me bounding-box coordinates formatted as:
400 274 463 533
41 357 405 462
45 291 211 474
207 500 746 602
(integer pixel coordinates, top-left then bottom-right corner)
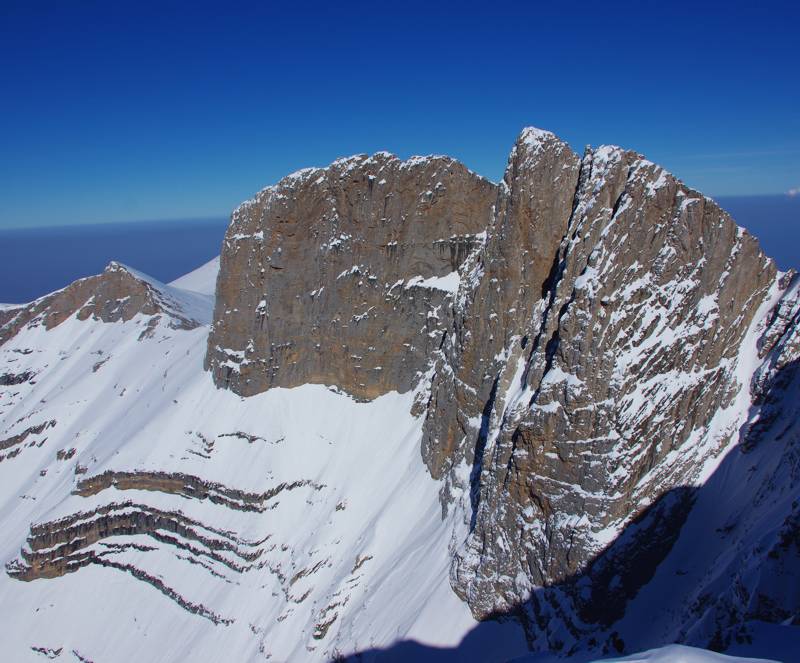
203 127 799 654
1 126 798 660
443 135 776 620
205 152 497 399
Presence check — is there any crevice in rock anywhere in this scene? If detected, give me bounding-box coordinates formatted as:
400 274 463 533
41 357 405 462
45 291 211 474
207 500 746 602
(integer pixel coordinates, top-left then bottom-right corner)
469 375 500 532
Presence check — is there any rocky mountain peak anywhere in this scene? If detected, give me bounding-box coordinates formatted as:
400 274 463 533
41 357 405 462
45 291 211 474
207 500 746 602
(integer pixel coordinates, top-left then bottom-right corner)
506 126 575 175
1 126 798 661
0 260 210 346
205 125 787 635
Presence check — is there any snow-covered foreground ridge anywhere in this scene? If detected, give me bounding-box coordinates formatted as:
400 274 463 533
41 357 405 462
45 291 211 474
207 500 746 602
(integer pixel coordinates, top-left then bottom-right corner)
595 643 778 662
1 128 799 662
0 265 489 661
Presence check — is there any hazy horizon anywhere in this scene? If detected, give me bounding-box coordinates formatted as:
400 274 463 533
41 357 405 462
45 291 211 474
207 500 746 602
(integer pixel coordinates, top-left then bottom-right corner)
2 189 798 233
1 194 797 305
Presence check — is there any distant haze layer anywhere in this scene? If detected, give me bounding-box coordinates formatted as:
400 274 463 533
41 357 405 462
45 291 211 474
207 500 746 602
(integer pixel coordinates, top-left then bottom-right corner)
0 218 227 304
0 195 797 304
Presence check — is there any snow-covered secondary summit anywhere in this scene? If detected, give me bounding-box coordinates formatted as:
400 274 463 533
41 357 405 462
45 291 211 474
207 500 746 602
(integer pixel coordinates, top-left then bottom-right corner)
1 128 798 663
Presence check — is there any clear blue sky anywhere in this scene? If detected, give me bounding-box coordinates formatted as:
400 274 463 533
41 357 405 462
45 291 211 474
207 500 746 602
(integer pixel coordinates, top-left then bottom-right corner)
1 1 798 229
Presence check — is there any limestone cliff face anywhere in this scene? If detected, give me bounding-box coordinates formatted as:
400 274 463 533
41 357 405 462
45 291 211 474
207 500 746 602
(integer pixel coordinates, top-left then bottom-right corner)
442 139 777 622
421 129 582 479
2 127 799 660
205 152 497 399
205 128 788 630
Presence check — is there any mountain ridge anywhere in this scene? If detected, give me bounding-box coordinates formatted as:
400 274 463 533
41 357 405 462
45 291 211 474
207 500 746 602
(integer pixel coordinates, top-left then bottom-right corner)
0 127 797 662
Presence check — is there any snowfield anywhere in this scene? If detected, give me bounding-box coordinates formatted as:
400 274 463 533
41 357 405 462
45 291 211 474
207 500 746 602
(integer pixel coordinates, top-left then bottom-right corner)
0 255 795 663
0 274 498 661
595 644 778 662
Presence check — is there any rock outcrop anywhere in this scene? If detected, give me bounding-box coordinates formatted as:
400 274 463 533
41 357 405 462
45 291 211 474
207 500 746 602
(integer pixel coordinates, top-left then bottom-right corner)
205 153 497 399
3 126 798 662
442 136 776 623
205 127 789 634
0 261 208 347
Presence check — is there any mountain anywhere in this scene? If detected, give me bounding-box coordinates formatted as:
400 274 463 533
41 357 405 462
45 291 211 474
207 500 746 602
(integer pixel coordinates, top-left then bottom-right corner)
0 128 798 663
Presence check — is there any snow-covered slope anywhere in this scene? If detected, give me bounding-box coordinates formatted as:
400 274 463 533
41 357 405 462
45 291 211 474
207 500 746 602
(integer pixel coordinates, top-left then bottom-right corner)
596 644 777 663
0 259 793 663
0 273 525 661
2 127 799 663
169 256 220 295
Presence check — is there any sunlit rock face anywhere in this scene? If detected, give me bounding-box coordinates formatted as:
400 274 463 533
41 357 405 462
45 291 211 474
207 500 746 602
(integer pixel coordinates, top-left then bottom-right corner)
205 152 497 400
442 136 778 625
3 127 798 661
205 128 781 628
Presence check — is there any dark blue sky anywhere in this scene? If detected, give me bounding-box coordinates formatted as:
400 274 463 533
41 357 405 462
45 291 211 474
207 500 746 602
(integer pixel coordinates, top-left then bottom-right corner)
1 1 798 228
